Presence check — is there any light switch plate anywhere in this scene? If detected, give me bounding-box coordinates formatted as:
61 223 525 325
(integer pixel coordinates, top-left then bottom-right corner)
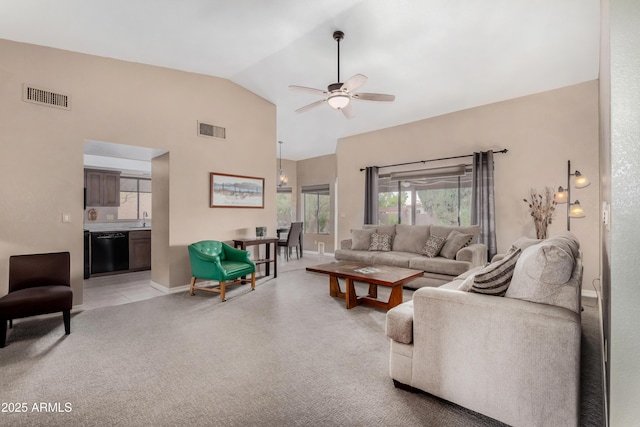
602 202 611 231
62 213 71 223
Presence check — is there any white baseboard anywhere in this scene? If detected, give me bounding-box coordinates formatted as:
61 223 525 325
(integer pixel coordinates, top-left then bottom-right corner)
302 250 334 257
149 281 190 294
582 289 597 298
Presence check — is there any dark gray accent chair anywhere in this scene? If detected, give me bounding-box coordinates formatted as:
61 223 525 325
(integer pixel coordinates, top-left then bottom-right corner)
0 252 73 348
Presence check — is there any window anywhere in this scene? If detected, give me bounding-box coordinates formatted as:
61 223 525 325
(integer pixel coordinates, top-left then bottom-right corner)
119 177 152 220
277 187 294 226
377 169 471 226
302 184 330 234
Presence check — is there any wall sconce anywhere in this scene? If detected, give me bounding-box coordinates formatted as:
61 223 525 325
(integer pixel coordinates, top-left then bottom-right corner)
278 140 288 187
555 160 589 230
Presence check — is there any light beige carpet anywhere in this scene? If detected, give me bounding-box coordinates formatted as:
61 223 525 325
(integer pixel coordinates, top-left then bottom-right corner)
0 263 603 426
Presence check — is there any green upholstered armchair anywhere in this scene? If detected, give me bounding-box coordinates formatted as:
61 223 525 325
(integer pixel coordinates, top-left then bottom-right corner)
188 241 256 301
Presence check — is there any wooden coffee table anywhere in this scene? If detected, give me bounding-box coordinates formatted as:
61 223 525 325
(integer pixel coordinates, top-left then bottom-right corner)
306 261 424 310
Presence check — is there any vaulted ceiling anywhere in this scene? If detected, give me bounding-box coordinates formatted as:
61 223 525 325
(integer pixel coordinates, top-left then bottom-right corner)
0 0 600 160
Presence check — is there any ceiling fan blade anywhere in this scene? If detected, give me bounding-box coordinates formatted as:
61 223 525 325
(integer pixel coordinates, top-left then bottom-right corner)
352 92 395 102
289 85 328 96
295 99 326 114
341 103 355 119
341 74 367 93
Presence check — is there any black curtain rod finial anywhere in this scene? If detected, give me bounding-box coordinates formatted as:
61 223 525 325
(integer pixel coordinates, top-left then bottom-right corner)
359 148 508 171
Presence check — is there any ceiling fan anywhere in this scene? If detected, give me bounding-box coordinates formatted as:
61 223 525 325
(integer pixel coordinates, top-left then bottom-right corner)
289 30 395 119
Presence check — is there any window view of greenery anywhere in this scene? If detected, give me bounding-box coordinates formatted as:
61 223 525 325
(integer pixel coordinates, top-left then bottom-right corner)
119 177 152 220
277 191 294 226
304 192 330 234
377 174 471 226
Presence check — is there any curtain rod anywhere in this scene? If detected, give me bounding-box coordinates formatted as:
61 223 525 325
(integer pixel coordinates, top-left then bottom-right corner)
359 148 508 171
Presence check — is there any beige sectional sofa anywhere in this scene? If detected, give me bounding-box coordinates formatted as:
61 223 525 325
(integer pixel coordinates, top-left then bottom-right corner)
386 234 583 427
334 224 488 288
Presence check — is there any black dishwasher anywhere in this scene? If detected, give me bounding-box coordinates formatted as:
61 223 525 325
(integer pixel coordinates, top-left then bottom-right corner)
91 232 129 274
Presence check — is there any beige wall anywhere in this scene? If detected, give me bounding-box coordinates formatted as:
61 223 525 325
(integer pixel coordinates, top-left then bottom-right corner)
297 154 337 253
0 39 276 302
336 81 600 291
151 153 170 287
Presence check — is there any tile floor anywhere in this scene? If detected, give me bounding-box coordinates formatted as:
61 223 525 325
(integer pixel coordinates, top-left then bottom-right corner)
82 252 333 310
83 270 164 310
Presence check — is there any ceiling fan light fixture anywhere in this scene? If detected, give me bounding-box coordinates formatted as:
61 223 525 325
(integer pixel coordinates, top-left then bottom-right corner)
289 30 394 118
327 94 350 110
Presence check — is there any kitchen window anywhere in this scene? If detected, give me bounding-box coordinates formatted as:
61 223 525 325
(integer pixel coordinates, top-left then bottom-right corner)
119 177 151 220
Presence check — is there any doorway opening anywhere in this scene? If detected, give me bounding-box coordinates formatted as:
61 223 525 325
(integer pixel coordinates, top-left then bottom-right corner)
83 140 168 309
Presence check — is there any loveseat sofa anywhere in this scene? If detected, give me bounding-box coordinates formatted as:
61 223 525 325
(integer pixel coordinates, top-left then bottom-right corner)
334 224 488 288
386 234 583 426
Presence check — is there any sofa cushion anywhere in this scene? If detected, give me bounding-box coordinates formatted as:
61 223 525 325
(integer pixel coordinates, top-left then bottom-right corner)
363 224 396 235
386 300 414 344
440 230 474 259
409 256 471 277
469 248 521 296
505 234 580 312
371 251 415 268
376 225 397 236
334 249 376 264
393 224 429 253
351 229 375 250
422 235 447 257
369 233 393 251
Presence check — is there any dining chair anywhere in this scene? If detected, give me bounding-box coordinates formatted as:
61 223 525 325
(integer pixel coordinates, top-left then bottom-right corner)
278 222 303 261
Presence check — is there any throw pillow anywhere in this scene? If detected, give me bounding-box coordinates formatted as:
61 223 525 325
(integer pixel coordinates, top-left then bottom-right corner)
351 229 376 251
469 248 522 296
369 233 393 251
421 235 447 257
439 230 474 259
505 234 581 313
430 225 480 243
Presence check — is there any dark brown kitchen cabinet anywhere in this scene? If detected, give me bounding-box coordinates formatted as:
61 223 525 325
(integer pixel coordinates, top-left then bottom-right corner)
85 169 121 207
129 230 151 271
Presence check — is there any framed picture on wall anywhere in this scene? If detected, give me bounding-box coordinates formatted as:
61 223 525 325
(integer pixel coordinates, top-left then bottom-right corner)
210 172 265 208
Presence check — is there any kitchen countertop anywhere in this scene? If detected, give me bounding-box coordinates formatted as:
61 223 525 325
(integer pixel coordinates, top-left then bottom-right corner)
84 224 151 233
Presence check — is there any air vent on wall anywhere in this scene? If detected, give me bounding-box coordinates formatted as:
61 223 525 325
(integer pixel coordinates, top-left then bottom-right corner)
198 121 226 139
23 84 71 110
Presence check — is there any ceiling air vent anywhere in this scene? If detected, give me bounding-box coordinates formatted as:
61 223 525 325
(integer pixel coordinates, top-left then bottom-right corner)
198 121 226 139
23 84 71 110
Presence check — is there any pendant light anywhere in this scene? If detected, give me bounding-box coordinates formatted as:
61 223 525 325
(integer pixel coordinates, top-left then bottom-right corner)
278 140 288 187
